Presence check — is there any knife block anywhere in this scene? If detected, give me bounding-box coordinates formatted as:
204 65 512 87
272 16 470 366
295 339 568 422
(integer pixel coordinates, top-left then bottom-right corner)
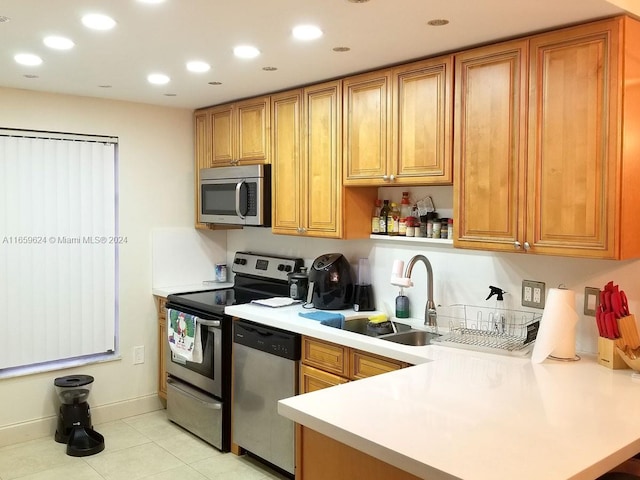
597 337 629 369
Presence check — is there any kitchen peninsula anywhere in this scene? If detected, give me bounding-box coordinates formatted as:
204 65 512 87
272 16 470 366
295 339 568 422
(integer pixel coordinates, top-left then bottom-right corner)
226 303 640 480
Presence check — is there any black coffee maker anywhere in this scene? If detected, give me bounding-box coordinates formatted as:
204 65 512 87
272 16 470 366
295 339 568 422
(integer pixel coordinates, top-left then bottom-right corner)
308 253 354 310
54 375 105 456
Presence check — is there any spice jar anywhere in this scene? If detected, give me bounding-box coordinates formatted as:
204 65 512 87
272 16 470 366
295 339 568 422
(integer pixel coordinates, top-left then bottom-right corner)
440 218 449 239
447 218 453 239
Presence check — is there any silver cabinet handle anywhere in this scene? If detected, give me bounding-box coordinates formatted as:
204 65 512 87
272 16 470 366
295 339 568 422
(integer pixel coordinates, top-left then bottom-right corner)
389 174 395 181
235 180 246 219
524 242 531 251
514 241 521 250
382 174 389 181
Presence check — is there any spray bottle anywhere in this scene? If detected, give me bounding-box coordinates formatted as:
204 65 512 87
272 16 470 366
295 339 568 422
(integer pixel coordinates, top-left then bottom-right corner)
486 286 507 334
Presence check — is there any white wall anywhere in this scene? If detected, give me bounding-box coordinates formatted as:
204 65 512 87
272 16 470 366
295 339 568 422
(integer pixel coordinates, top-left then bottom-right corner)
228 225 640 355
0 87 211 445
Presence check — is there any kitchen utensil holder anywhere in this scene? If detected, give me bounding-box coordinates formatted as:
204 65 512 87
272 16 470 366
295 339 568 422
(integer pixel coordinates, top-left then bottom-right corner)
433 304 541 354
598 337 629 369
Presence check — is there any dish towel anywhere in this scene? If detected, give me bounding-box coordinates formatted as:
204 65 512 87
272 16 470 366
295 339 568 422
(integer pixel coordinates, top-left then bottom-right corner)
167 308 203 363
298 311 345 329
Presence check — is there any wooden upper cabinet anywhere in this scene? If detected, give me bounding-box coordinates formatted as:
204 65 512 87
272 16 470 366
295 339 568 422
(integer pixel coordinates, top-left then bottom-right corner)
194 111 212 230
210 96 270 166
343 57 453 186
393 56 453 184
272 81 376 239
343 70 392 184
527 19 620 258
454 40 528 253
455 16 640 259
271 89 303 235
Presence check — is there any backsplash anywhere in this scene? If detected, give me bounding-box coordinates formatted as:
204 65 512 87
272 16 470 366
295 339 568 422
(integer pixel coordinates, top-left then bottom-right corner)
226 227 640 355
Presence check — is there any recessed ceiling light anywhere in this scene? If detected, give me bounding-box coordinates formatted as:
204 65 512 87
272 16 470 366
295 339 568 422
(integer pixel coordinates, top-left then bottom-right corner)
427 19 449 26
233 45 260 59
208 81 222 85
292 25 323 41
43 35 75 50
147 73 170 85
14 53 43 66
137 0 166 3
0 16 11 23
262 66 278 71
82 13 116 31
333 46 351 52
186 61 211 73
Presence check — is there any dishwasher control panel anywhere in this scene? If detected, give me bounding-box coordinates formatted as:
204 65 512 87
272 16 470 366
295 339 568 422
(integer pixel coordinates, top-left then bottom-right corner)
233 320 301 361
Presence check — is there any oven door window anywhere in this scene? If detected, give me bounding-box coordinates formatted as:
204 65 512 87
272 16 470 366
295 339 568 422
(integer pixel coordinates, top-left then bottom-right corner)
201 181 256 217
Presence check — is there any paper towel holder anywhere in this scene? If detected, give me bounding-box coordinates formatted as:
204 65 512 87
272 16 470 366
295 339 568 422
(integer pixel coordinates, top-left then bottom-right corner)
548 284 581 362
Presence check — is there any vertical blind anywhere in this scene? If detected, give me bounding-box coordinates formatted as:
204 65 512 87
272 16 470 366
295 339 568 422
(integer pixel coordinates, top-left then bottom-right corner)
0 130 118 371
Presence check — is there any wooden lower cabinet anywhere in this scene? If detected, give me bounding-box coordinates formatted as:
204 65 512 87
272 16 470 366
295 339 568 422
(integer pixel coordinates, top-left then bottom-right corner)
298 427 421 480
297 336 410 479
155 296 167 400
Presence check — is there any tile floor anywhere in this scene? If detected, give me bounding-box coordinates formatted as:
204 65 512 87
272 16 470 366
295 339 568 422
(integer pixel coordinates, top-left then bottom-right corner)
0 410 290 480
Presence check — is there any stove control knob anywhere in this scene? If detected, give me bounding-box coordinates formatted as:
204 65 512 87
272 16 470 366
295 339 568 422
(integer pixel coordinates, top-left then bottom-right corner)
235 258 247 265
277 264 285 271
284 265 292 272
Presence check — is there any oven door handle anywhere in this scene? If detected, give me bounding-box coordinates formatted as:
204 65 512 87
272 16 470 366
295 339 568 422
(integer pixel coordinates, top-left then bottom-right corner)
197 319 221 328
235 180 246 219
167 378 222 409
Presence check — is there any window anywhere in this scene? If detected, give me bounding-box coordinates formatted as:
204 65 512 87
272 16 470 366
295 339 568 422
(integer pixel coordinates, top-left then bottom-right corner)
0 129 118 372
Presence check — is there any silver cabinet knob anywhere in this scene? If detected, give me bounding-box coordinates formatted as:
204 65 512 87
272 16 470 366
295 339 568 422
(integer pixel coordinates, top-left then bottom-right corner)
524 241 531 250
514 241 521 250
389 174 395 181
382 174 389 181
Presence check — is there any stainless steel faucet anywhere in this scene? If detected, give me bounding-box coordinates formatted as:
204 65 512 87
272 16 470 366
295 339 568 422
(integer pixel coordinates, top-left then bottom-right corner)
404 255 437 328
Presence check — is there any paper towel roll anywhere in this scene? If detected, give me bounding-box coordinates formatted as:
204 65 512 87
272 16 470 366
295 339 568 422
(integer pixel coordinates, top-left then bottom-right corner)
531 288 579 363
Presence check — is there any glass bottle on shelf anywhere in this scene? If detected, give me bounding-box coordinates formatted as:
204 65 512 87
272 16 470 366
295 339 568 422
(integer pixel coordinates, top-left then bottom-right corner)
379 200 390 235
398 192 411 236
371 199 382 234
387 202 400 236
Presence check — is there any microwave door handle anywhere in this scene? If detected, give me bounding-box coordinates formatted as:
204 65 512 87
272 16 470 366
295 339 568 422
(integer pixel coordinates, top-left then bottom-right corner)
235 180 246 219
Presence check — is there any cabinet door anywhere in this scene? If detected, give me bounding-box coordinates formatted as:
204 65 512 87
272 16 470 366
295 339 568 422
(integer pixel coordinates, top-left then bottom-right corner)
453 40 529 252
301 337 349 377
304 81 343 238
527 21 618 258
236 96 270 164
271 90 303 234
343 70 392 185
300 364 348 393
350 350 405 380
211 104 235 166
194 111 211 229
393 56 453 184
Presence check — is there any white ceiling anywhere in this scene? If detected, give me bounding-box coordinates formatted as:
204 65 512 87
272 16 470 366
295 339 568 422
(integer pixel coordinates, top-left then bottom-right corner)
0 0 634 110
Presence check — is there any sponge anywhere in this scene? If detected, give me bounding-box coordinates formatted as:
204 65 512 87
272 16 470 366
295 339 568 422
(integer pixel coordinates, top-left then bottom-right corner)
367 313 388 324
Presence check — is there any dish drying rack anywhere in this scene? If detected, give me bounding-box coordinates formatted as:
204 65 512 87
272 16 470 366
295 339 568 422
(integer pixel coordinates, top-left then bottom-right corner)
432 304 541 356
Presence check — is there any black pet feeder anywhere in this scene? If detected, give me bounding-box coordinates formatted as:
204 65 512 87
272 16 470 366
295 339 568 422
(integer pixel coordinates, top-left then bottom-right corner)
54 375 105 456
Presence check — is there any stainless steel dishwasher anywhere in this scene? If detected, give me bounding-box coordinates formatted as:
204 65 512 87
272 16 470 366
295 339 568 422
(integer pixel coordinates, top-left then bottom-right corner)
233 319 300 476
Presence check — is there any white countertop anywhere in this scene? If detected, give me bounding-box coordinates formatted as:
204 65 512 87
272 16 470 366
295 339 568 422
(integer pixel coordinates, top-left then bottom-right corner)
226 302 640 480
152 282 234 298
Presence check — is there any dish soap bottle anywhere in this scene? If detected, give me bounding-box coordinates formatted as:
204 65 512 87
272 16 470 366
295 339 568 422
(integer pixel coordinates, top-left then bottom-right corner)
486 286 507 334
395 288 410 318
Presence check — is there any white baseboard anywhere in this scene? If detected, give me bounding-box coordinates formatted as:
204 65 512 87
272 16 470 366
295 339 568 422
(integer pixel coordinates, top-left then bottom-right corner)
0 394 164 448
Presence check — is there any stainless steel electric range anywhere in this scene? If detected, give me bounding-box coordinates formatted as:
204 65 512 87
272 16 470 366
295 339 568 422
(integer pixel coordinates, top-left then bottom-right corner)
164 251 304 451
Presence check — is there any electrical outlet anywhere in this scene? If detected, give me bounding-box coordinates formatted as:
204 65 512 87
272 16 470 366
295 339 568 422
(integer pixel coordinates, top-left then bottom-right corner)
522 280 546 309
584 286 600 316
133 345 145 365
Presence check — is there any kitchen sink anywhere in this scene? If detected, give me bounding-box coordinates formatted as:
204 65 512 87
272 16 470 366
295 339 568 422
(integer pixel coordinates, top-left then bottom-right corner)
379 330 441 346
327 317 412 336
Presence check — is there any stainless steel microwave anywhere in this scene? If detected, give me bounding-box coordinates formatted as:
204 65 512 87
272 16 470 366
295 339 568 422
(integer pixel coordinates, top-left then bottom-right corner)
199 164 271 226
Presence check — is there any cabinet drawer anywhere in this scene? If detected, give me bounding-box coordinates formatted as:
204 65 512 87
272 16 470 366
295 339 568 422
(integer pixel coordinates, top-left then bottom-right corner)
301 337 349 377
300 364 349 393
350 350 405 380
